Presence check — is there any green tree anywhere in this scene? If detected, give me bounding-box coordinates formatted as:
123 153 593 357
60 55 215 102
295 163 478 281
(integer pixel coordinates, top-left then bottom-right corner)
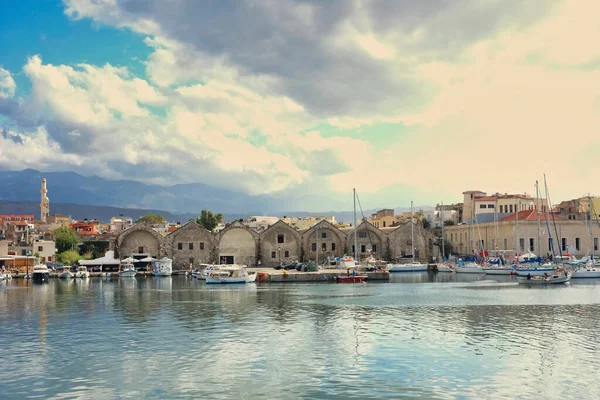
444 220 455 226
137 214 166 224
57 250 81 265
53 226 79 253
196 210 223 232
421 217 430 229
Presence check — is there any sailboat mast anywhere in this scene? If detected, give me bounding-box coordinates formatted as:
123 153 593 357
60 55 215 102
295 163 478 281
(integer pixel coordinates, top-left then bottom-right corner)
515 198 519 255
353 188 358 261
441 202 445 260
411 201 415 259
589 196 594 260
536 181 541 256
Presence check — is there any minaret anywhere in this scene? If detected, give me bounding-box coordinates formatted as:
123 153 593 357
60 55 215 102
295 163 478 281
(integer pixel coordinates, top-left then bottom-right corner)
40 178 50 222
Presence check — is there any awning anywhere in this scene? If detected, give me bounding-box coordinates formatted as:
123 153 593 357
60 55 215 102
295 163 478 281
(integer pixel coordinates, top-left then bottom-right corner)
139 256 155 262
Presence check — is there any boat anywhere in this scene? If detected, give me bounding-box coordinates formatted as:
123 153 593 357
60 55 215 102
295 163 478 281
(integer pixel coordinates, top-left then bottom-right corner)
32 264 50 283
59 267 74 279
436 263 455 272
518 272 571 284
205 266 257 284
74 266 89 279
389 201 428 273
482 266 514 275
152 257 173 276
333 256 358 270
336 274 367 283
455 261 484 274
119 263 137 277
200 265 230 280
388 261 428 272
571 264 600 278
514 266 557 277
0 271 12 282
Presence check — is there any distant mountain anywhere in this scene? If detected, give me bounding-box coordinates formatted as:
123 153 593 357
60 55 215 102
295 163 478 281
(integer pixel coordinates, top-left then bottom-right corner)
0 169 347 214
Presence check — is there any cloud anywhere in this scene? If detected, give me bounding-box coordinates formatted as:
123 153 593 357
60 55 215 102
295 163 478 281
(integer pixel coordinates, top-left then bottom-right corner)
0 68 16 99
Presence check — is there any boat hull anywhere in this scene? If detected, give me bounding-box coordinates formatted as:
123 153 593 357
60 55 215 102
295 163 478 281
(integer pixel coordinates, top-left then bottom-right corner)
59 272 74 279
205 274 257 284
455 266 484 274
482 268 514 275
571 268 600 278
336 275 367 283
119 270 137 277
515 268 555 277
436 265 454 273
75 272 89 279
32 272 49 283
518 275 571 284
388 264 428 272
153 272 172 277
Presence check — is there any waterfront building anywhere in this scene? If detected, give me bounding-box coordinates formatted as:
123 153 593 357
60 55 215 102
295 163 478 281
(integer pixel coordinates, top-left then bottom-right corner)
13 240 56 263
259 220 302 265
164 221 215 266
301 219 346 262
368 209 397 229
281 215 336 231
215 221 259 266
341 221 387 259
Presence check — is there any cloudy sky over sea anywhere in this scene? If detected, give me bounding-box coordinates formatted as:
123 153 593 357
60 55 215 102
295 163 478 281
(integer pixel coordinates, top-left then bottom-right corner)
1 0 599 208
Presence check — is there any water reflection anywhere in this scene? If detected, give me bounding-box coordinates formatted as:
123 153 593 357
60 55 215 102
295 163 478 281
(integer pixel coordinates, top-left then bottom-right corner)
1 277 600 398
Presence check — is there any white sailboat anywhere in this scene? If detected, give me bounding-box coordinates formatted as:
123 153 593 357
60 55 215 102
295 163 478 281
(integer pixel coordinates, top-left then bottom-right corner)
455 262 484 274
74 266 89 279
388 201 428 272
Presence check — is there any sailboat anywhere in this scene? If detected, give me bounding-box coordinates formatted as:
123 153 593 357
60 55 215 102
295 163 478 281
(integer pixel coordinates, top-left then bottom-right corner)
336 189 368 283
388 201 428 272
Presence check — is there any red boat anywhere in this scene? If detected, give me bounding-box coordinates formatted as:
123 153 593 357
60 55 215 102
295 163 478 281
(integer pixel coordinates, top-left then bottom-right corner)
336 275 367 283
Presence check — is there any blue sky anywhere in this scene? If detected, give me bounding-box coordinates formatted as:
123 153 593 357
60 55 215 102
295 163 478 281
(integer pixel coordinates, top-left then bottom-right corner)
1 0 600 210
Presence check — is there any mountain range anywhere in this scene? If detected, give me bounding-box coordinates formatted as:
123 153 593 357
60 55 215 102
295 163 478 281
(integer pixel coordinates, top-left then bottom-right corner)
0 169 433 223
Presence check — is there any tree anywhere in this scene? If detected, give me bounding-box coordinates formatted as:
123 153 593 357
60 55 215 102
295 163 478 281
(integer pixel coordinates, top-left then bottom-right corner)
421 217 430 229
53 226 79 253
444 220 455 226
196 210 223 232
137 214 166 224
57 250 81 265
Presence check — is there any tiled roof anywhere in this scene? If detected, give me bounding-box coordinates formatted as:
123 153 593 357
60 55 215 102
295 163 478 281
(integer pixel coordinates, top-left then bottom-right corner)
500 210 567 222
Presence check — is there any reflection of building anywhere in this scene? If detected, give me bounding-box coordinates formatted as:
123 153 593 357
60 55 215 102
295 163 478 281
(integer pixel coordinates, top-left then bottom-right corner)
116 219 436 269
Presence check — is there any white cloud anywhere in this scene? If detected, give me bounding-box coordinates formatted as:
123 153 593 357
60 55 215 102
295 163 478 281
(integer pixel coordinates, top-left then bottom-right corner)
0 68 16 98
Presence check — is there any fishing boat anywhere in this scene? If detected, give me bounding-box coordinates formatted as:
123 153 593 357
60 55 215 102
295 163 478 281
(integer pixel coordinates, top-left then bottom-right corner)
152 257 173 276
518 272 571 285
389 201 428 273
119 263 137 277
74 266 89 279
336 274 367 283
205 266 257 284
200 265 230 280
514 265 557 277
32 264 50 283
59 266 74 279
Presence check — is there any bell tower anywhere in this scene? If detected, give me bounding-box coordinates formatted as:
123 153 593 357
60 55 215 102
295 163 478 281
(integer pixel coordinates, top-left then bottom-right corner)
40 178 50 222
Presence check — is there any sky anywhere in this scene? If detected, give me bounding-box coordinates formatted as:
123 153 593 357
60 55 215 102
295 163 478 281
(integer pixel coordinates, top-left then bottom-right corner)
1 0 600 210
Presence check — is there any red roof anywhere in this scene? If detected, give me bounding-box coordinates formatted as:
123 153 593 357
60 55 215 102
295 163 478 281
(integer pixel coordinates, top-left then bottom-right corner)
500 210 567 222
474 196 497 201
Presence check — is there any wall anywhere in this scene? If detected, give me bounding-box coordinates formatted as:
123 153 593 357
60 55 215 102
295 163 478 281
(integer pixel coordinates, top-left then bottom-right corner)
302 222 345 262
118 227 163 258
259 222 301 266
217 223 258 266
166 222 216 268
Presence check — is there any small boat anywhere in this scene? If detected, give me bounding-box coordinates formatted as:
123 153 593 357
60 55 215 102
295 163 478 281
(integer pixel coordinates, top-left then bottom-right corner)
119 264 137 277
32 264 50 283
388 262 428 272
336 274 367 283
518 273 571 285
200 265 229 280
436 263 455 273
59 267 74 279
152 258 173 276
74 266 89 279
455 262 484 274
205 266 257 284
514 265 557 277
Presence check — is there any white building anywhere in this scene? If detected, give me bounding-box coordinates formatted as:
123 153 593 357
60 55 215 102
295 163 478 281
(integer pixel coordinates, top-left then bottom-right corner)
246 216 280 232
110 216 133 232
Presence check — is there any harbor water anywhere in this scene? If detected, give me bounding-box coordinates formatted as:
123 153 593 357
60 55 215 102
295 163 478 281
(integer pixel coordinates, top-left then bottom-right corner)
1 274 600 399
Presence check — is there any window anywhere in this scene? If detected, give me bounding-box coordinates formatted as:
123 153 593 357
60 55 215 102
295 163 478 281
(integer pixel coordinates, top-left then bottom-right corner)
189 243 193 250
576 238 581 251
352 245 355 254
178 243 183 250
480 240 484 250
548 238 554 252
284 250 289 258
361 245 366 253
321 243 326 251
271 251 276 259
595 238 599 251
529 238 534 251
499 205 503 213
488 204 494 209
480 204 486 209
138 246 144 253
277 234 284 243
331 243 336 251
359 232 367 238
321 232 327 239
509 205 513 213
383 221 386 227
200 242 205 250
38 246 43 251
519 238 525 252
372 244 377 253
311 243 316 251
189 257 194 264
504 238 508 250
562 238 567 252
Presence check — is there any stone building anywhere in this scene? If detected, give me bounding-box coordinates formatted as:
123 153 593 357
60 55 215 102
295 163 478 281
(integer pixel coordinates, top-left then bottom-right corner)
342 222 386 260
215 221 259 266
386 222 434 262
165 221 216 268
116 223 164 260
301 220 346 262
259 220 302 266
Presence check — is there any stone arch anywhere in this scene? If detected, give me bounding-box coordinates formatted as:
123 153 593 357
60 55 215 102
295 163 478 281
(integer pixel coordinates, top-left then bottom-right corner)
387 222 434 262
345 221 387 261
165 221 217 269
216 221 259 266
116 223 164 259
301 220 346 262
259 220 302 266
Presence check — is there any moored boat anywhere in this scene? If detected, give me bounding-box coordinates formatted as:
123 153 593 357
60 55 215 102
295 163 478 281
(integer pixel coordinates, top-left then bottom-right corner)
0 271 12 282
514 265 557 277
205 266 257 284
153 258 173 276
336 274 367 283
119 264 137 277
388 262 428 272
570 265 600 278
436 263 455 273
32 264 50 283
74 266 89 279
482 266 514 275
59 267 74 279
518 272 571 284
455 262 484 274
